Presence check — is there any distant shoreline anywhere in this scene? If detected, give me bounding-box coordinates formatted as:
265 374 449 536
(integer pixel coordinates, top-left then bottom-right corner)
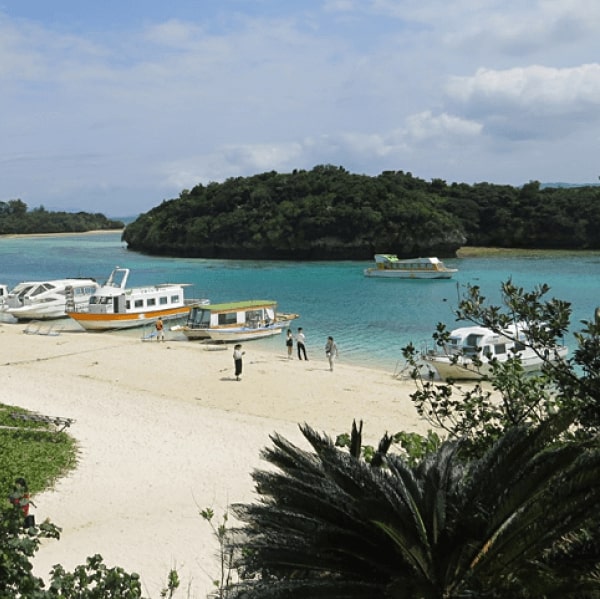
0 229 124 239
2 233 598 258
456 246 600 258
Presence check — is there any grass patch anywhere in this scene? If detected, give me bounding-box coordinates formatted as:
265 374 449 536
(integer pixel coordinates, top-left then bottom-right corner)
0 404 78 498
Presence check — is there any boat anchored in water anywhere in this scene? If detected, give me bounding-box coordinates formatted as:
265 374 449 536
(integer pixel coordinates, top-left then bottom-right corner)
181 299 299 342
422 322 568 380
67 266 206 331
4 278 100 320
364 254 457 279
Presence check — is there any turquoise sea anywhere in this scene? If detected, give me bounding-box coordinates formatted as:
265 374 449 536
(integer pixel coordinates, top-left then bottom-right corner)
2 232 600 372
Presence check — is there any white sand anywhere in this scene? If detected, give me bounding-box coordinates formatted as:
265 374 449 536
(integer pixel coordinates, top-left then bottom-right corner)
1 320 429 598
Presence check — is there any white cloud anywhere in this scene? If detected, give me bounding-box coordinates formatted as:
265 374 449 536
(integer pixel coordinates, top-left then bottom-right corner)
445 64 600 140
405 111 483 142
0 2 599 214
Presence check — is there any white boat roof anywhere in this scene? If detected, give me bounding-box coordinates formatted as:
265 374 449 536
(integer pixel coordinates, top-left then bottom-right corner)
448 324 527 344
374 254 444 264
10 278 97 287
191 299 276 312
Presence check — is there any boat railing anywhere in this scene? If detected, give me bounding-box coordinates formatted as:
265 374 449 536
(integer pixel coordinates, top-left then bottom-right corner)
185 298 210 307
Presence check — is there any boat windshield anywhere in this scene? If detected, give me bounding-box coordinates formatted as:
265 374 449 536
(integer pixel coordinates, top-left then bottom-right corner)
29 283 55 296
89 295 114 305
13 284 36 299
187 307 211 328
460 333 484 357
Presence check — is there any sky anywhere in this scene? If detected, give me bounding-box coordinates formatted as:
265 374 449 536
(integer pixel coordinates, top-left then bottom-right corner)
1 0 599 216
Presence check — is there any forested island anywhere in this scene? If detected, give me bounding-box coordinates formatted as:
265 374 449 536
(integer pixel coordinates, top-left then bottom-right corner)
0 199 124 235
122 165 600 260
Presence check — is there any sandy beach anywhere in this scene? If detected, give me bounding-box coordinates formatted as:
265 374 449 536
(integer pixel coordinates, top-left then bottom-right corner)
1 319 429 598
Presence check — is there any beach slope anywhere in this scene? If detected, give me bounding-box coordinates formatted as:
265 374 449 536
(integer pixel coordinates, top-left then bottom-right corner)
1 321 427 597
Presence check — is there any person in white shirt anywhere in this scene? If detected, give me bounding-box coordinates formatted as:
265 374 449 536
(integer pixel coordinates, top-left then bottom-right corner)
296 327 308 360
233 344 245 380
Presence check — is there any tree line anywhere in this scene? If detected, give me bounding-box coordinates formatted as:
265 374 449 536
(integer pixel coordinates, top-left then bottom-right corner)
0 199 124 235
121 165 600 259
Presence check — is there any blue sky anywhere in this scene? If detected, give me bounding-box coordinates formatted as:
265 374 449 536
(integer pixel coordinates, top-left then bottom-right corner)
1 1 599 216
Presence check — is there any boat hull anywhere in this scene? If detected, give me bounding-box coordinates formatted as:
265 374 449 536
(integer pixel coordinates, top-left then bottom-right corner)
68 306 190 331
4 279 100 320
424 346 569 380
364 269 455 279
183 325 285 342
7 303 79 320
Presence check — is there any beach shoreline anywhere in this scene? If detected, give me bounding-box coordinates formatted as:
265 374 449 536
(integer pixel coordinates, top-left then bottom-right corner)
0 228 124 239
1 319 428 597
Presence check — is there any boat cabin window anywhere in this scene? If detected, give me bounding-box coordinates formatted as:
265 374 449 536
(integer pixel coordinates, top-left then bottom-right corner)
463 333 484 357
171 294 180 303
134 299 144 308
90 296 113 305
218 312 238 325
494 344 507 355
147 298 156 307
482 343 507 358
246 310 262 327
160 296 168 305
196 309 211 326
465 334 483 347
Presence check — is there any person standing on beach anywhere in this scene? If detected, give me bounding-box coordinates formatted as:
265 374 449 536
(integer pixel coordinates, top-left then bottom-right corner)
9 477 31 517
285 329 293 359
155 317 165 342
297 327 308 360
233 344 245 381
325 336 338 371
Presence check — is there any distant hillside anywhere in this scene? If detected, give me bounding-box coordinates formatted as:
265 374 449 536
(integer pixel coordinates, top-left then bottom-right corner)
541 182 600 189
0 199 124 235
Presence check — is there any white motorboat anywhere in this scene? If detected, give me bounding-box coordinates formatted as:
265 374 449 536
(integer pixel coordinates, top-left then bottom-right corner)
181 299 299 342
4 278 100 320
364 254 457 279
67 266 206 331
422 322 568 380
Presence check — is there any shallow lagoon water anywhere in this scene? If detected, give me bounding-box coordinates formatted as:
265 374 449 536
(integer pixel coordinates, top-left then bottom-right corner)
1 233 600 372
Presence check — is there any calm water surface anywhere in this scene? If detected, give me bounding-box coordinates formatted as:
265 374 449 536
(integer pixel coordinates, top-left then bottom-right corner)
2 233 600 372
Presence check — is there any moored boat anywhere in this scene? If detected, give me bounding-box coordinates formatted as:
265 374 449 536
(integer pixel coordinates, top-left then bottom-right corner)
422 322 568 380
364 254 457 279
67 266 205 331
181 299 299 342
4 278 100 320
